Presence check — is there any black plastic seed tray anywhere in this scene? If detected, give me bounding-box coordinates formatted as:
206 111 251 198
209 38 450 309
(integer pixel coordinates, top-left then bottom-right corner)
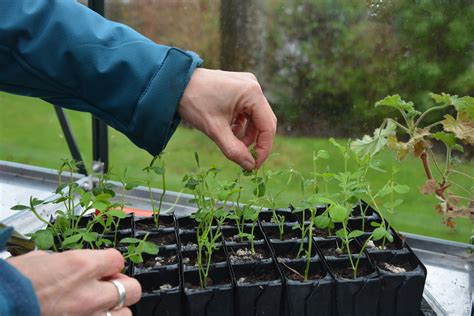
124 204 426 316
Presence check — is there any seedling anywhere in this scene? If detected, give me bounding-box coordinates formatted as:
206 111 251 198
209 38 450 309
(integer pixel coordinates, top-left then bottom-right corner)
121 233 159 264
11 160 157 254
143 154 167 229
183 153 237 288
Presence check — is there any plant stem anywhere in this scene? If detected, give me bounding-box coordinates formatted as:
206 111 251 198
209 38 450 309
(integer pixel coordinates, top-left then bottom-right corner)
415 104 449 127
354 235 372 279
304 209 315 280
420 151 434 180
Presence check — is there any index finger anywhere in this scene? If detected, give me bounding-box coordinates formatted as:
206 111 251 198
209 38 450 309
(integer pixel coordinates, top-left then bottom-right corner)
248 95 277 168
63 249 125 279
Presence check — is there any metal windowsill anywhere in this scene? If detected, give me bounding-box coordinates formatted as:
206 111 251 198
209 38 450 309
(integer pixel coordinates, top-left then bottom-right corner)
0 160 472 315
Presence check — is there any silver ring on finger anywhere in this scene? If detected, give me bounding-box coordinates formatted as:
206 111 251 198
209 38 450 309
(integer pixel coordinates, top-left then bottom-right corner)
105 312 112 316
110 279 126 310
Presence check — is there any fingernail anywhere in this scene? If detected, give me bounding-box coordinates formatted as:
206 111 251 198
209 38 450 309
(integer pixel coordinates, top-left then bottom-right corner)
242 159 255 170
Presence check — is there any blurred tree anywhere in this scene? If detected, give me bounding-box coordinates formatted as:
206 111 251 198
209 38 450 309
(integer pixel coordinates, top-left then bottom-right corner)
220 0 267 81
267 0 473 137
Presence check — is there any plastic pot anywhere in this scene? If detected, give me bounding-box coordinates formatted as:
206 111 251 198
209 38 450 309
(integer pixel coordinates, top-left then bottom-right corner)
176 215 199 232
231 261 284 316
181 247 228 271
133 247 179 273
261 223 302 242
280 259 334 316
226 241 273 265
372 251 426 316
314 237 364 260
221 224 265 246
258 209 298 225
183 265 234 316
135 214 176 232
270 239 318 263
325 257 381 316
132 268 182 316
136 230 178 250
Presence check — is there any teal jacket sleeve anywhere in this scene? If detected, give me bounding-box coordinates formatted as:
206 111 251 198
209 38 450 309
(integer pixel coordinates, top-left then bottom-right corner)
0 227 40 316
0 0 202 155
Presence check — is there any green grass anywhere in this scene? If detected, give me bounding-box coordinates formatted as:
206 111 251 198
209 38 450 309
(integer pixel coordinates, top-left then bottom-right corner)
0 92 472 243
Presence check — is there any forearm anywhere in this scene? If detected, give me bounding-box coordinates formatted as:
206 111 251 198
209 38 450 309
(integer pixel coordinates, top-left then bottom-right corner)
0 227 40 315
0 0 202 154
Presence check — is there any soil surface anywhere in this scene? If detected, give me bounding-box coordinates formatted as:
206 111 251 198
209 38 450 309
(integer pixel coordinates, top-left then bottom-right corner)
185 276 231 289
260 213 297 224
181 242 198 251
138 254 179 269
148 232 176 245
319 243 359 257
366 239 403 251
237 271 278 285
224 233 263 243
135 220 174 231
182 250 227 267
149 283 178 293
378 261 413 273
264 228 299 241
177 218 198 230
229 247 270 264
332 264 374 279
282 263 324 281
312 228 332 238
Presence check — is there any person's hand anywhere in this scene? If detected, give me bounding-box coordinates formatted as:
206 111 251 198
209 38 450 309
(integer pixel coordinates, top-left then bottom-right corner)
179 68 277 170
8 249 141 316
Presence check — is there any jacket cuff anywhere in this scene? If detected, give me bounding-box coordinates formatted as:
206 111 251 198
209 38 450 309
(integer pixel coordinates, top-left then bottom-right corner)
0 227 40 315
128 48 202 155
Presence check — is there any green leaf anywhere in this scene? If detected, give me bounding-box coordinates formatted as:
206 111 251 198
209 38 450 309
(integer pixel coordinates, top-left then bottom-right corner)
348 230 364 239
329 204 348 223
335 229 345 239
452 144 464 153
80 192 92 207
125 181 140 190
253 181 266 198
32 230 54 250
52 196 68 204
350 120 397 158
430 93 474 118
316 150 329 159
92 201 108 212
107 210 128 219
314 214 330 229
383 199 403 210
329 138 346 154
83 232 98 242
62 233 83 248
143 241 159 255
11 204 30 211
129 253 143 264
393 184 410 194
370 221 381 227
120 237 142 244
386 232 394 243
194 152 200 168
375 94 415 113
372 227 387 241
429 92 452 106
95 193 112 202
432 132 457 149
151 166 165 175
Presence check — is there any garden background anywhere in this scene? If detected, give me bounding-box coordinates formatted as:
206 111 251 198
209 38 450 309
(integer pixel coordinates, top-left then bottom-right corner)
0 0 472 242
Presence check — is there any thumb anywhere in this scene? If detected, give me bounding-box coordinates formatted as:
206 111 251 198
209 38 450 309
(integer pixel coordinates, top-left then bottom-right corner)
210 122 255 170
